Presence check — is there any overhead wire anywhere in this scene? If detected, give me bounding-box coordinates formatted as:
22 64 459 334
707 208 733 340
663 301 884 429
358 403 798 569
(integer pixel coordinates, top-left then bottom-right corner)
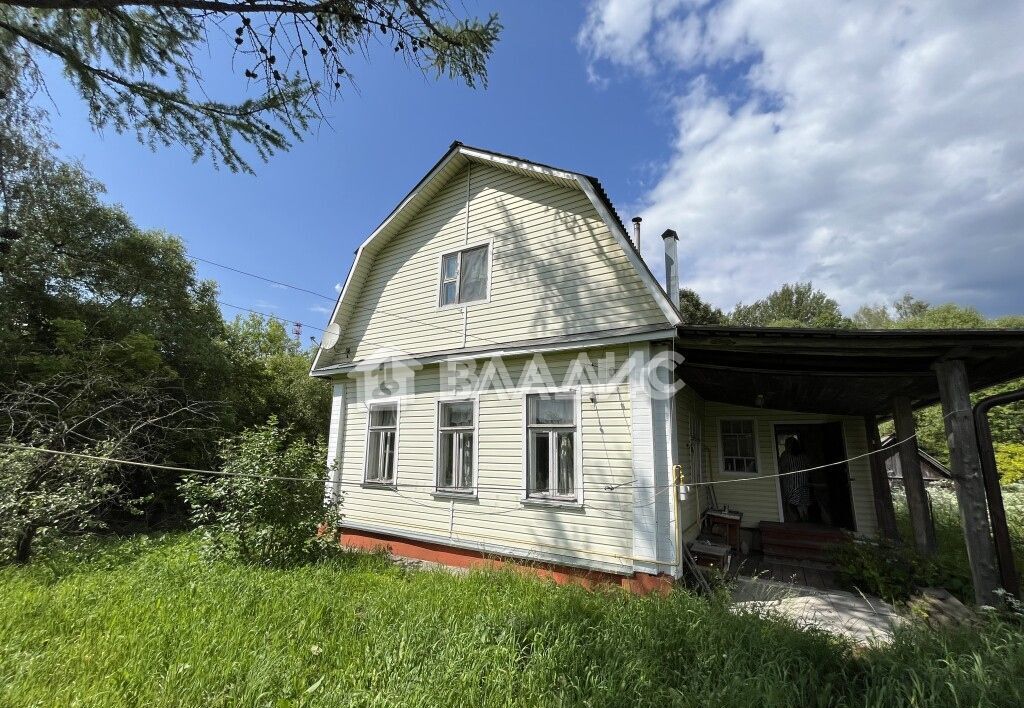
52 245 517 352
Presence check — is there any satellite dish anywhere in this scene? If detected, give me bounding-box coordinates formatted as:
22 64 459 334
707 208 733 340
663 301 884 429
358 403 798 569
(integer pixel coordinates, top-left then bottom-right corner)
321 322 341 350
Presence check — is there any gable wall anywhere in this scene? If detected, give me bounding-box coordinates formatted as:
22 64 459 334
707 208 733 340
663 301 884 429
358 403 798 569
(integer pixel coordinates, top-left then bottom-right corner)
327 163 668 365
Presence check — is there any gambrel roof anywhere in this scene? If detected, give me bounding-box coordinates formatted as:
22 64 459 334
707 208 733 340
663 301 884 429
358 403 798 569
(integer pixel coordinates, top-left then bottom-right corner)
311 142 682 373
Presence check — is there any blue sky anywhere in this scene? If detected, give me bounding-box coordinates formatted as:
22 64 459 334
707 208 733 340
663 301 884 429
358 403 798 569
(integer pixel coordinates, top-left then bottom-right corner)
43 0 1024 330
45 1 678 337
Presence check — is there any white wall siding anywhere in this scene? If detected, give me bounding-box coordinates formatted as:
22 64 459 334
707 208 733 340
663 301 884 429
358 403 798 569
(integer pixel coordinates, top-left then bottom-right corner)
324 383 345 503
333 347 639 572
325 164 668 367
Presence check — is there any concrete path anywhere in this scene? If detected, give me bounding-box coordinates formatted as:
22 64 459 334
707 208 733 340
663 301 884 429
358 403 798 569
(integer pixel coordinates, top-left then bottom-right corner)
731 576 902 645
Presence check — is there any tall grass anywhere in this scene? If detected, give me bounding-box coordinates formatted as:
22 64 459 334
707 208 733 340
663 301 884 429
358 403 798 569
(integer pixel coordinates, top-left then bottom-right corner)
915 483 1024 571
1 533 1023 707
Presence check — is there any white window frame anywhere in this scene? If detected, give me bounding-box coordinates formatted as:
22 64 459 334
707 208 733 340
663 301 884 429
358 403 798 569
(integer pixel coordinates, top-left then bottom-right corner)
363 398 400 485
437 240 492 309
717 417 759 476
521 388 584 506
433 395 479 497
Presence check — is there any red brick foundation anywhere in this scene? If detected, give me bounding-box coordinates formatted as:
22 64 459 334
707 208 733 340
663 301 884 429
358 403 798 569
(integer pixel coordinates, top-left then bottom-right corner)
340 527 673 595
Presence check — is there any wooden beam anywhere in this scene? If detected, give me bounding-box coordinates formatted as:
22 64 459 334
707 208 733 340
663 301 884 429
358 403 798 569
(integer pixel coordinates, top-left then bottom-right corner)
891 396 937 555
934 360 1002 606
864 416 901 544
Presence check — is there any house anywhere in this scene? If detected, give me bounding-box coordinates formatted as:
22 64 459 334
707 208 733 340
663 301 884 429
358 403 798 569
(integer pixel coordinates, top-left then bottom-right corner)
880 433 951 486
311 143 1024 595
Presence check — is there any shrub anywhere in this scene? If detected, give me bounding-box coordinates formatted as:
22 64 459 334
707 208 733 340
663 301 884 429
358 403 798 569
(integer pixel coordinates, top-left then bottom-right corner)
179 418 340 566
832 538 973 603
995 443 1024 485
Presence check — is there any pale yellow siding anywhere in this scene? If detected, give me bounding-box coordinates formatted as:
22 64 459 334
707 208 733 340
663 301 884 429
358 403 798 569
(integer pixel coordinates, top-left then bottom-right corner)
335 347 638 570
700 401 877 536
325 163 668 366
675 385 707 543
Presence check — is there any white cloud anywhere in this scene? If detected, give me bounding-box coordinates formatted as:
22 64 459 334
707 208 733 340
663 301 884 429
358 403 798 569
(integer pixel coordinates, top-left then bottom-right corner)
309 304 331 314
579 0 1024 314
334 282 343 293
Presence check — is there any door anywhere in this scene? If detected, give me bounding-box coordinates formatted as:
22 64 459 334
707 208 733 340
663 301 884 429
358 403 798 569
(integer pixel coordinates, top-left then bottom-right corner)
773 422 856 531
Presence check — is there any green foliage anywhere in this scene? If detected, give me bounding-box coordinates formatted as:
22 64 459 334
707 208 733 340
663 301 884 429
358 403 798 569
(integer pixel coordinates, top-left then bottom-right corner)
0 360 215 561
0 1 500 172
223 314 331 442
729 282 849 328
996 445 1024 485
1 122 330 532
179 419 338 566
0 446 122 563
835 485 1024 603
3 533 1024 707
678 287 725 325
850 294 1024 464
832 539 973 603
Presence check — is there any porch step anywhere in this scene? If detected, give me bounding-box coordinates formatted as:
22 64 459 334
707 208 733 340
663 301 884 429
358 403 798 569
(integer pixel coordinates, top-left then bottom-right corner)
759 522 850 562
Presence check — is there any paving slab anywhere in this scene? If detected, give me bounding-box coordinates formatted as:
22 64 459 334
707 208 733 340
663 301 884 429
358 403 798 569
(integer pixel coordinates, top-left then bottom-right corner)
731 576 902 645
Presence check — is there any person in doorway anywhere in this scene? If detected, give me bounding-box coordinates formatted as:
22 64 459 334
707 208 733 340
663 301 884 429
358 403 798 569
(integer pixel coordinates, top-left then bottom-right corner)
779 436 812 522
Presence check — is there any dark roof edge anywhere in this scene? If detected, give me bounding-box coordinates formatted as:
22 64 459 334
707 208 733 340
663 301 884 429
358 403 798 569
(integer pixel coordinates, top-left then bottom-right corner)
677 325 1024 340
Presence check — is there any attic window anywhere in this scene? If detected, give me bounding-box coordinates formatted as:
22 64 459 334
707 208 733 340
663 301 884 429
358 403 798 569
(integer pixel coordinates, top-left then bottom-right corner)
439 244 489 307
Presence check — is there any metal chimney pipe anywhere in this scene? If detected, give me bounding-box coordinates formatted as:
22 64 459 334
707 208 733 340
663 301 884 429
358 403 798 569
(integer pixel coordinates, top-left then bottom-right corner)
631 216 642 249
662 229 679 299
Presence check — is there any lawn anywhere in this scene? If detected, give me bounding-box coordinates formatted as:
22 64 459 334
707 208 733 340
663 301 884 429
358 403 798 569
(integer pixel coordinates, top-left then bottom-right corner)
2 534 1024 707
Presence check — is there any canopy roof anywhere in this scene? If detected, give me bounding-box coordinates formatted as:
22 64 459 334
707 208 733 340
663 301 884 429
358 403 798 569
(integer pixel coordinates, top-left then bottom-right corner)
675 326 1024 416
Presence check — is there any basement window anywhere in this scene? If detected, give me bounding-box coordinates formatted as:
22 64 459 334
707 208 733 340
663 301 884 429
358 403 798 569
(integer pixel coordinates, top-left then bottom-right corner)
439 243 489 307
436 399 476 494
720 419 758 474
365 402 398 484
525 392 580 502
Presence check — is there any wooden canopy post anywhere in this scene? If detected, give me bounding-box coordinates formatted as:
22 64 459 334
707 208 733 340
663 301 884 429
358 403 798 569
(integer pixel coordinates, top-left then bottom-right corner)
864 415 901 544
891 396 937 555
934 360 1002 606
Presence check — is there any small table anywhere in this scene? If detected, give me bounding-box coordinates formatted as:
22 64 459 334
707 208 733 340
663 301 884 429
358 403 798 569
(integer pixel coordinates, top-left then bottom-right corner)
704 508 743 552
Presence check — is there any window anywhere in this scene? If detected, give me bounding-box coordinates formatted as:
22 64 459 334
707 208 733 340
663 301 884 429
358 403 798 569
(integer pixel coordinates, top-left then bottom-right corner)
365 402 398 483
437 400 475 493
526 393 578 501
720 419 757 473
439 244 489 306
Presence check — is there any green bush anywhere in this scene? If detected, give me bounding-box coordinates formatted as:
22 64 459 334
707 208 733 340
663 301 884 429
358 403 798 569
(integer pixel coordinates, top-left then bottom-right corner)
178 418 340 566
832 538 973 603
996 443 1024 485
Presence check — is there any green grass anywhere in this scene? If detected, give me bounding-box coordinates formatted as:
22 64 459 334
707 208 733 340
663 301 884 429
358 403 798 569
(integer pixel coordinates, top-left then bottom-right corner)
1 534 1024 707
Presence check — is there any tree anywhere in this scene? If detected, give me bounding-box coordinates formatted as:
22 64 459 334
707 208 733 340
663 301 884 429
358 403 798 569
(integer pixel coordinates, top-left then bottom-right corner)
729 282 849 328
0 1 501 172
678 288 724 325
0 365 215 562
223 314 330 441
855 294 1024 470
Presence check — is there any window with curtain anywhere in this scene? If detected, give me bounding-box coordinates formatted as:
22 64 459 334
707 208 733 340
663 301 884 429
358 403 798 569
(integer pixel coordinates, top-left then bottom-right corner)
526 393 577 501
365 403 398 483
437 400 475 493
720 419 757 473
439 244 489 306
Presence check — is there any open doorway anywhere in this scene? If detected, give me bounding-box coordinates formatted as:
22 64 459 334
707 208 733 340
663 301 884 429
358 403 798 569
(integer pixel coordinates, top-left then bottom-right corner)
773 422 856 531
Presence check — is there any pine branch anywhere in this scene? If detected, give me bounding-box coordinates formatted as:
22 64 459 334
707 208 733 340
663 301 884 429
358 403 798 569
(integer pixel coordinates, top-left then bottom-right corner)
0 1 501 171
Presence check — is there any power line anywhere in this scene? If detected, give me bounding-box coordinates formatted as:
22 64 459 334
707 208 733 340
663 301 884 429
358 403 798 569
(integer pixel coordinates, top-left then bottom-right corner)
217 300 326 333
54 245 515 351
191 256 335 302
2 432 925 494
